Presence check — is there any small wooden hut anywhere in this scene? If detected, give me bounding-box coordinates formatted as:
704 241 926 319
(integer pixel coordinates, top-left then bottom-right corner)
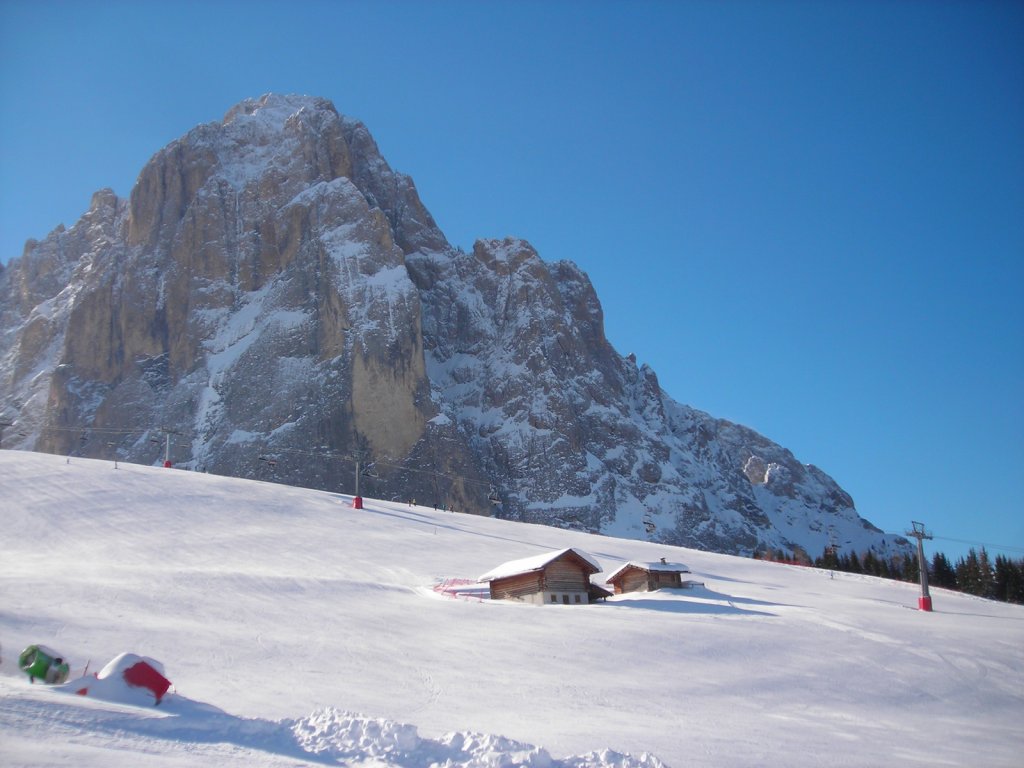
479 548 602 605
605 557 693 594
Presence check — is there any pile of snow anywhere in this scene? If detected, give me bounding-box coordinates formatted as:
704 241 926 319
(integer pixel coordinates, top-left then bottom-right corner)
1 450 1022 767
291 707 664 767
63 653 171 707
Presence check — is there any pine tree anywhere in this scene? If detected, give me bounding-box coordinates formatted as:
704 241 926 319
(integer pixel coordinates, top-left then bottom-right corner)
847 551 863 574
956 549 983 595
877 557 892 579
888 554 906 580
993 555 1023 604
978 547 995 598
1013 559 1024 604
931 552 957 590
902 553 919 584
817 545 840 571
862 550 879 576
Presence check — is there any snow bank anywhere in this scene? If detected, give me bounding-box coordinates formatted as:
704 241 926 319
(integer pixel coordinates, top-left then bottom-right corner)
290 707 665 767
291 707 420 762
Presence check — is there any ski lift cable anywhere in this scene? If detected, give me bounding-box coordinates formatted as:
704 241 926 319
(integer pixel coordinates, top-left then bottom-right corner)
884 531 1024 556
931 536 1024 555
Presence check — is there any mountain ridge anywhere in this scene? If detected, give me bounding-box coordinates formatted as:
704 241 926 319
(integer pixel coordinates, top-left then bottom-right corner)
0 92 908 558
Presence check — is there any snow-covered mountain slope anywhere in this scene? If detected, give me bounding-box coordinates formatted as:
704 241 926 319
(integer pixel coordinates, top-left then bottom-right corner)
0 93 906 557
1 450 1022 767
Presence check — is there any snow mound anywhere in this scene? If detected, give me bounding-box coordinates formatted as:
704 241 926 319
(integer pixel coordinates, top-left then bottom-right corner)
292 707 419 761
60 652 171 707
97 652 167 681
290 707 665 767
562 749 669 768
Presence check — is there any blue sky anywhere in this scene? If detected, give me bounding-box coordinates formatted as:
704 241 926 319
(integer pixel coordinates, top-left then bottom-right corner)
1 0 1021 562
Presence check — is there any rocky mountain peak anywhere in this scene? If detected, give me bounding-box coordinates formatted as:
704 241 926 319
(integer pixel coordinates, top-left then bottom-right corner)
0 94 909 559
221 93 335 127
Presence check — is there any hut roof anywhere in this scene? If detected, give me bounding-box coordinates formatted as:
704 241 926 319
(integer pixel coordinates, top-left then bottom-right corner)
479 547 601 582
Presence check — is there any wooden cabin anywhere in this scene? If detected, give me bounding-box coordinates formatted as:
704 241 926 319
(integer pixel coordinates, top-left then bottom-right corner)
605 557 693 594
479 548 602 605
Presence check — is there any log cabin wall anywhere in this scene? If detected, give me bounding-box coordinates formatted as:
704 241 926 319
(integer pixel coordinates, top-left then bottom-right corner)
619 568 650 593
652 571 682 589
544 560 589 592
489 572 543 601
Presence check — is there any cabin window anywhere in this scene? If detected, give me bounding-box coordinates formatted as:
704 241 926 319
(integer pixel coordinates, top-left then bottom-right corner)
574 594 581 603
550 594 558 603
562 594 570 604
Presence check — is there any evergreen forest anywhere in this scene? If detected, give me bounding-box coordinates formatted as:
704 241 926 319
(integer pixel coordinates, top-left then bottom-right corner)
754 545 1024 605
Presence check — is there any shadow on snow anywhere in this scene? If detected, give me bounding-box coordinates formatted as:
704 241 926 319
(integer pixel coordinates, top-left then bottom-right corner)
605 586 785 617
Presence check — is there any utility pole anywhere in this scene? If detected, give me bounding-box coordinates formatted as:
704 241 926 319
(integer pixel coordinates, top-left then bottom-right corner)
354 450 382 512
353 457 364 509
159 427 181 467
350 443 368 510
905 521 934 611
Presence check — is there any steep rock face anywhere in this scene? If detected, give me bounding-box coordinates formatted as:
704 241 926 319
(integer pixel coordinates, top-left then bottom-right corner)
1 95 462 498
408 238 902 556
0 94 907 557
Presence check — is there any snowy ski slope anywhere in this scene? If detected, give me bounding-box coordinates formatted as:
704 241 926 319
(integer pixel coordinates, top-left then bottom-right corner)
1 450 1021 766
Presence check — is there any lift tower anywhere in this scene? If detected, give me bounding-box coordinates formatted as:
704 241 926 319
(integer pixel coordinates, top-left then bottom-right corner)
906 521 934 611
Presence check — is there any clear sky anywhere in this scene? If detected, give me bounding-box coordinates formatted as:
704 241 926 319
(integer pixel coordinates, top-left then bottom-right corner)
1 0 1021 562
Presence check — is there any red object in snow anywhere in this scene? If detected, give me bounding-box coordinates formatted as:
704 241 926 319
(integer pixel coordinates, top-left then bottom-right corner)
918 596 933 612
163 460 172 468
123 660 172 704
353 496 363 509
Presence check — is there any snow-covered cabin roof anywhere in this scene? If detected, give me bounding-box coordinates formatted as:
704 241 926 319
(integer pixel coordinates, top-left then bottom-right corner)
479 547 602 582
605 560 690 583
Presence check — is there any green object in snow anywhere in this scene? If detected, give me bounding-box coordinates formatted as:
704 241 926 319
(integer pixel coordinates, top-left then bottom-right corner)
18 645 70 684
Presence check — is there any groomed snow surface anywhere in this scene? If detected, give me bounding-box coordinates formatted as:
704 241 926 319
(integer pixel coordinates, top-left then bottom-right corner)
1 451 1021 767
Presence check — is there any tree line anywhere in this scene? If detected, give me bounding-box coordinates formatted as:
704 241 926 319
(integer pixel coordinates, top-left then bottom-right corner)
753 545 1024 604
